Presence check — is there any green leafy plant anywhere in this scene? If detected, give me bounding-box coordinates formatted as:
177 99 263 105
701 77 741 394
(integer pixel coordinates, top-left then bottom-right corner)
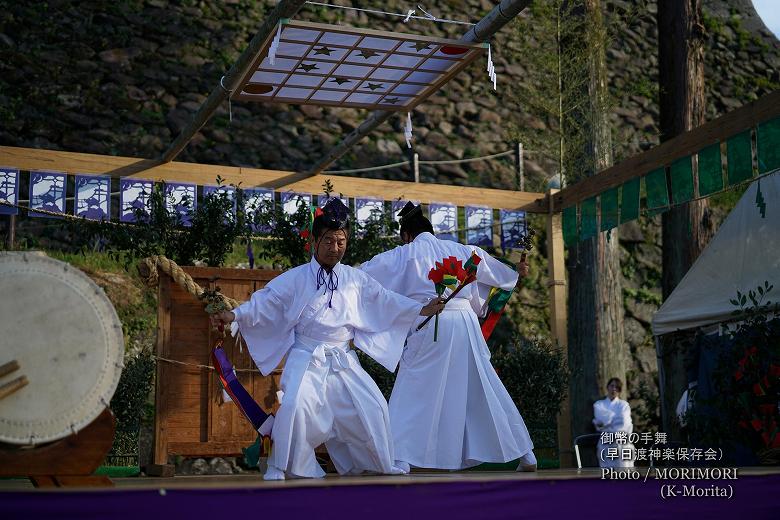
67 182 242 267
490 336 569 428
684 282 780 463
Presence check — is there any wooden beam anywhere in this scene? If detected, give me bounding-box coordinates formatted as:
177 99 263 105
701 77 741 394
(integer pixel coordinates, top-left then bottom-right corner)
160 0 309 163
555 89 780 210
0 146 548 211
306 0 532 175
545 188 572 468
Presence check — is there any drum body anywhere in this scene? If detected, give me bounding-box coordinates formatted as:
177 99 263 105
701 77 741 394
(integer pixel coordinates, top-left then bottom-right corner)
0 252 124 445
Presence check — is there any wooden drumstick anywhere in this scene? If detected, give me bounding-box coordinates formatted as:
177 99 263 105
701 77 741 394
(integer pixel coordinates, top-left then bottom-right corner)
0 360 20 378
0 375 28 401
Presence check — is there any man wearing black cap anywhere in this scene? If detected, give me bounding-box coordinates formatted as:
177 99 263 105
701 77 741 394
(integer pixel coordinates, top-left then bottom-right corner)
359 202 537 472
211 198 444 480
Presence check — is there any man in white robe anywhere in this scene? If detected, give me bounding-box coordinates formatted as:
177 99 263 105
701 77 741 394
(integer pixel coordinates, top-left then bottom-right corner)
593 377 635 468
211 199 444 480
359 203 537 471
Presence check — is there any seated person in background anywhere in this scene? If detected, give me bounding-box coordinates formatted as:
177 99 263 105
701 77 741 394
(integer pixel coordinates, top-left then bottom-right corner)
593 377 635 468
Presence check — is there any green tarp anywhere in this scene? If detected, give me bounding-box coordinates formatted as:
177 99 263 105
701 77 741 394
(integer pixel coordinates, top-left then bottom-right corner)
757 117 780 174
670 156 695 204
645 167 670 215
698 142 723 196
620 177 640 224
562 205 578 246
580 197 598 240
727 130 753 185
600 187 619 232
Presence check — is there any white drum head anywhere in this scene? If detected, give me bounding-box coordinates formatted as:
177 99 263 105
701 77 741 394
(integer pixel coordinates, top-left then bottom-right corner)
0 252 124 445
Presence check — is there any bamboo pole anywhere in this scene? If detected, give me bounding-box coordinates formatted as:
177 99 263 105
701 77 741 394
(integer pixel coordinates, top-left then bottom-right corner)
160 0 309 163
306 0 532 175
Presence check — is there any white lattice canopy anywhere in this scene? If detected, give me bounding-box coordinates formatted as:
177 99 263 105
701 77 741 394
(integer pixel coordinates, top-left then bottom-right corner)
234 19 485 111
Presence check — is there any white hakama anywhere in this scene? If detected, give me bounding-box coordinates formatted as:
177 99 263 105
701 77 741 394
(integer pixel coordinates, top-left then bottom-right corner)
360 232 536 470
232 259 422 479
593 397 635 468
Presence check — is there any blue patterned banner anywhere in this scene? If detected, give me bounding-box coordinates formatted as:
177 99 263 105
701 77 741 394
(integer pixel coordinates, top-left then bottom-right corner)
355 197 383 230
465 205 493 247
499 209 527 249
429 202 457 242
203 185 237 214
281 192 311 217
29 171 66 218
391 199 420 225
120 178 153 222
0 167 20 216
317 193 350 209
243 188 273 232
74 175 111 221
165 182 197 227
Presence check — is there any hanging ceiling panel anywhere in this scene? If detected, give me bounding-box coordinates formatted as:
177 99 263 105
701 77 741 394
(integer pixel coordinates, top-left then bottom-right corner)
233 19 486 111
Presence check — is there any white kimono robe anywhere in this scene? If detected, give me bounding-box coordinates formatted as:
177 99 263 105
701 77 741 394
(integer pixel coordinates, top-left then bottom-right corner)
593 396 635 468
232 258 422 479
360 232 536 470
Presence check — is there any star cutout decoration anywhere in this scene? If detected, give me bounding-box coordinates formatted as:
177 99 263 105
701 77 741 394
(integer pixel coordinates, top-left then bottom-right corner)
412 42 432 52
313 46 334 56
357 49 380 59
330 77 351 85
384 97 400 104
366 83 383 91
298 63 319 72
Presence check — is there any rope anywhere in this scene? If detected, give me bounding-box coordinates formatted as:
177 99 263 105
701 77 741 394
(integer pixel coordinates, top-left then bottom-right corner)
304 1 476 26
154 354 282 374
420 150 515 165
322 148 524 174
137 255 241 310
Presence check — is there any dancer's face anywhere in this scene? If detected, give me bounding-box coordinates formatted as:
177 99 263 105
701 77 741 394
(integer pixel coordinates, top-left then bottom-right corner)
315 229 348 269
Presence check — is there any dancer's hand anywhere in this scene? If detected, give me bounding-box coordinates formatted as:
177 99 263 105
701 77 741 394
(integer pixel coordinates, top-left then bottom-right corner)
210 310 235 330
516 259 529 278
420 297 446 316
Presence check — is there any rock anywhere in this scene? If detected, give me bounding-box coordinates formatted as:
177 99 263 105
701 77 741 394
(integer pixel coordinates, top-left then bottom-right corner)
98 47 141 64
478 110 501 124
618 220 645 243
437 163 469 179
625 298 658 326
57 94 82 109
0 33 14 47
299 105 323 119
634 345 657 373
209 457 234 475
439 121 454 135
190 458 210 475
376 138 402 156
624 317 648 349
425 131 449 149
455 101 478 118
126 85 147 101
182 55 206 67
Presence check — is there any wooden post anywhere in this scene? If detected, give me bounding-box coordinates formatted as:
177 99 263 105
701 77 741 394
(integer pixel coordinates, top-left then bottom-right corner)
160 0 309 163
515 142 525 191
546 188 573 468
7 214 15 250
150 275 173 474
413 153 420 183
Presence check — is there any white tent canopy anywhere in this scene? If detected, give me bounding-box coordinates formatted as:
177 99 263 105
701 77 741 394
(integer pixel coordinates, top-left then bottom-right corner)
652 170 780 335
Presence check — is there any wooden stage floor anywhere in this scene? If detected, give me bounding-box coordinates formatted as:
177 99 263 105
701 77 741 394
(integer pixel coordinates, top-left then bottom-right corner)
2 466 780 490
3 467 780 520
